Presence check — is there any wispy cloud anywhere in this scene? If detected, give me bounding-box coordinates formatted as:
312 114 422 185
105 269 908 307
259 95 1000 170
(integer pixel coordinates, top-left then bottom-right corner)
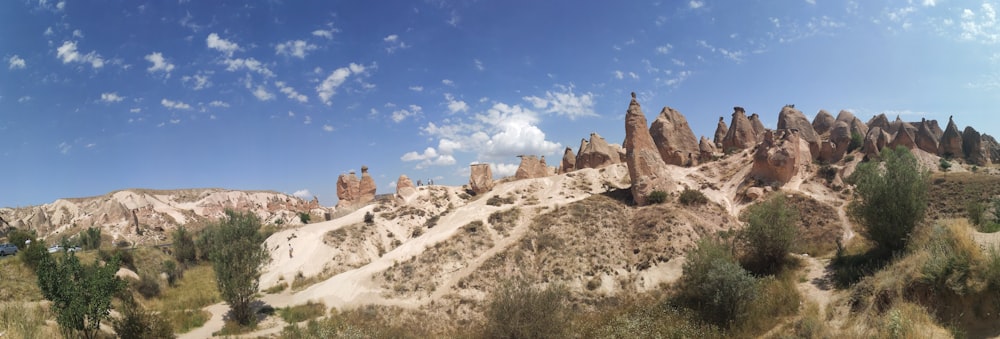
689 1 704 9
7 55 25 70
474 58 485 71
56 41 104 68
316 63 366 105
522 84 598 119
100 92 124 103
409 85 424 92
383 34 410 53
392 104 422 123
276 40 318 59
252 85 275 101
161 98 192 110
276 81 308 103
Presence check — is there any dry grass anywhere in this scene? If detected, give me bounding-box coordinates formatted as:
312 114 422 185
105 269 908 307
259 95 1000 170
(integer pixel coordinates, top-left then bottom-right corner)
145 263 221 333
278 300 326 323
0 302 57 338
0 256 43 302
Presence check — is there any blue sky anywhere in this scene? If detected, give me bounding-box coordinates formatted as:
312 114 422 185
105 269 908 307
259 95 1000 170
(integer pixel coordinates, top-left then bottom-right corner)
2 0 999 207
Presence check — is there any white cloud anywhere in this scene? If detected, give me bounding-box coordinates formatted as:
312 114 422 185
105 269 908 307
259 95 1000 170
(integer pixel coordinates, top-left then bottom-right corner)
72 29 83 38
402 147 439 161
323 124 334 132
312 28 338 39
689 1 704 9
522 85 597 119
383 34 410 53
474 58 485 71
253 85 275 101
209 100 229 107
161 98 192 110
58 142 71 155
56 41 104 68
660 70 692 87
492 163 519 177
206 33 239 56
959 3 999 44
223 57 274 77
655 44 673 54
100 92 124 103
130 108 141 113
922 0 935 7
316 63 365 105
7 55 25 70
18 96 31 103
292 189 312 199
276 81 308 103
614 70 624 79
44 27 54 36
409 85 424 92
303 115 312 124
182 73 212 90
447 10 461 26
444 93 469 114
400 147 455 168
275 40 318 59
392 104 422 123
144 52 175 74
442 79 454 86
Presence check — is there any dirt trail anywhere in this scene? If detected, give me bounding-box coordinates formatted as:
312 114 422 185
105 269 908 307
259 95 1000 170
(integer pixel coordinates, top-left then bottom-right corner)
794 254 836 314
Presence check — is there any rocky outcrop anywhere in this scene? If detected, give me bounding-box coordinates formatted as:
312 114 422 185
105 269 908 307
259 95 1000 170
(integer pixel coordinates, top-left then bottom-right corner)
650 106 699 166
469 163 494 195
888 122 917 150
867 114 891 133
749 113 767 142
336 171 360 208
576 133 621 170
624 93 673 205
395 175 417 203
358 166 376 204
559 147 576 174
714 117 728 148
812 110 836 136
750 129 808 185
963 127 991 166
984 134 1000 164
699 136 718 161
515 155 550 180
914 119 939 154
890 116 917 137
818 121 852 163
863 127 891 159
928 120 944 140
777 105 819 159
836 110 868 139
722 107 757 152
940 116 964 158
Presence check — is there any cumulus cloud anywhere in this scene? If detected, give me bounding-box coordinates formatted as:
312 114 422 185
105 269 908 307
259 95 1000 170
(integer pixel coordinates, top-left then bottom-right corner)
252 85 274 101
383 34 410 53
316 63 365 105
522 85 597 119
206 33 239 56
400 147 456 168
391 104 422 123
223 57 274 77
655 44 673 54
144 52 175 74
960 3 999 44
182 72 212 90
100 92 124 103
491 162 519 177
8 55 25 70
442 79 454 86
56 41 104 68
161 98 192 110
276 40 318 58
444 93 469 114
292 189 312 199
276 81 308 103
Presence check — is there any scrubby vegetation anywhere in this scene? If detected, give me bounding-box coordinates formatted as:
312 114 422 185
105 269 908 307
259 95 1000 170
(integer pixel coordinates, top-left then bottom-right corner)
647 190 668 204
740 195 797 275
678 188 708 206
848 146 930 253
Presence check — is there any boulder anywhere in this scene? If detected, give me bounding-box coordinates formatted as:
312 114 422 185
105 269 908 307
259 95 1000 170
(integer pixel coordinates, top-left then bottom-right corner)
914 119 939 154
395 175 417 203
624 93 673 205
699 136 718 161
750 129 808 185
812 110 836 136
515 155 550 180
819 121 851 163
749 113 767 142
358 166 376 205
714 117 729 148
862 127 891 159
963 126 991 166
939 116 963 158
777 105 820 159
867 113 891 132
746 187 765 201
559 147 576 174
650 106 699 166
576 133 622 169
469 163 494 195
722 107 757 152
335 171 360 208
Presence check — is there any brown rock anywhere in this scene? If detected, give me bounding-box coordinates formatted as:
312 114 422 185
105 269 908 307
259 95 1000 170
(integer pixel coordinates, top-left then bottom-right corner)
746 187 765 201
890 116 917 137
624 93 673 205
515 155 550 180
714 116 729 148
836 110 868 138
862 127 891 159
559 147 576 174
749 113 767 142
469 163 494 195
750 129 808 185
650 106 700 166
358 166 376 205
940 116 963 157
778 105 820 159
984 134 1000 164
335 171 360 208
812 110 836 136
819 121 851 163
395 175 417 202
915 119 939 154
963 126 991 166
699 136 718 161
722 107 757 152
928 120 944 140
889 123 917 150
867 113 891 132
576 132 622 169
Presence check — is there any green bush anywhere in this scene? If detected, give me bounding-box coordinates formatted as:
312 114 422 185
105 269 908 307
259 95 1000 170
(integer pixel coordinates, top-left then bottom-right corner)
647 190 669 204
677 238 759 328
968 200 986 226
36 252 127 339
483 279 569 338
939 158 952 172
112 294 174 338
364 211 375 225
278 301 326 323
847 146 929 253
298 212 311 224
136 273 162 299
172 226 197 264
79 227 101 250
206 210 271 326
848 132 863 153
678 189 708 206
741 195 798 275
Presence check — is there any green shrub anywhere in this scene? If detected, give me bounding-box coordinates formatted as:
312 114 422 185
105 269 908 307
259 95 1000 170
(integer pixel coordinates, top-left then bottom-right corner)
112 294 174 339
278 301 326 323
741 195 798 275
298 212 311 224
939 158 952 172
483 279 569 338
486 195 515 206
847 146 929 253
844 155 856 162
172 226 197 265
136 273 162 299
79 227 101 250
647 190 669 204
364 211 375 225
678 189 708 206
677 238 759 328
206 210 271 326
848 132 863 153
968 200 987 226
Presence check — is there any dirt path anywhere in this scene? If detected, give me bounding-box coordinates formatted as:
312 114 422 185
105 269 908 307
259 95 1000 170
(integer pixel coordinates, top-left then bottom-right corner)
794 254 836 314
178 303 229 339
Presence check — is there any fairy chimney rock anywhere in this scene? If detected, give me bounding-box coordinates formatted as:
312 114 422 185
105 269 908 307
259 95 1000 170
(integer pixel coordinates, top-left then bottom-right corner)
650 106 699 166
812 110 836 136
714 116 729 148
963 126 991 166
699 136 718 161
576 132 621 170
939 116 964 157
750 129 809 185
778 105 820 159
915 119 940 154
515 155 549 180
722 107 757 152
395 175 417 203
469 164 495 195
559 147 576 174
358 166 377 205
624 94 673 205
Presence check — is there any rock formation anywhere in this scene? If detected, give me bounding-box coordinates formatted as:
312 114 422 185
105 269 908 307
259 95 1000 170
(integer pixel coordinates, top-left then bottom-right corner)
812 110 836 136
867 113 891 133
940 116 964 157
576 133 621 169
862 127 891 159
777 105 820 159
836 110 868 139
649 106 699 166
559 147 576 174
359 166 376 203
963 127 991 166
984 134 1000 164
928 120 944 140
722 107 757 152
890 116 917 137
914 119 939 154
749 113 767 142
624 93 673 205
395 175 417 203
515 155 550 180
714 117 728 148
750 129 808 185
699 136 718 161
818 121 852 163
469 163 494 195
336 171 360 208
888 121 917 150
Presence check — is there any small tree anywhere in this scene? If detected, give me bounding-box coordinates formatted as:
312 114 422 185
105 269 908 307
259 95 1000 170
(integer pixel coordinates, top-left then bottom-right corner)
483 279 569 338
171 226 197 264
298 212 311 224
36 251 127 339
677 237 758 327
80 227 102 250
741 195 798 275
848 146 929 253
848 132 863 153
113 293 174 338
208 210 271 326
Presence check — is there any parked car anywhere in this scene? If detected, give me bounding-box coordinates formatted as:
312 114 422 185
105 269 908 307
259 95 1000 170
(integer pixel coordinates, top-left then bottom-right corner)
47 245 62 253
0 243 18 256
